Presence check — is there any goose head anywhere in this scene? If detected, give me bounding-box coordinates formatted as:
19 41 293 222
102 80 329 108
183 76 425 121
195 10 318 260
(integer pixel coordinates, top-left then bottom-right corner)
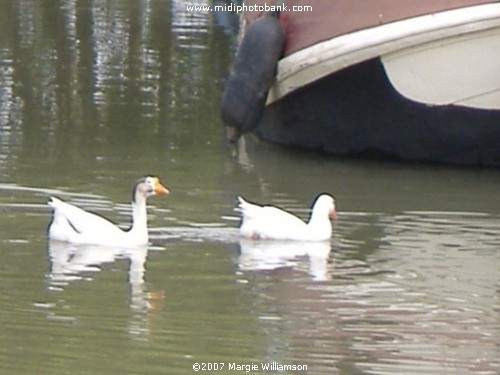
312 194 337 220
132 176 169 202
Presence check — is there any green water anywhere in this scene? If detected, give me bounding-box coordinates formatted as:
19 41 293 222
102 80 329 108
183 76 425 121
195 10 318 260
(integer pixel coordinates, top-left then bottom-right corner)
0 1 499 374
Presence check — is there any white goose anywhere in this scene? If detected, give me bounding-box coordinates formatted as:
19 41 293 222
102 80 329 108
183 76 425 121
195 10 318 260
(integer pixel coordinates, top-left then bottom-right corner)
47 176 169 246
236 194 337 241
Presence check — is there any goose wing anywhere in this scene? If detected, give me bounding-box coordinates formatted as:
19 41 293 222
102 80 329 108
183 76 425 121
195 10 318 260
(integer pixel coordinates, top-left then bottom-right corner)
48 197 124 237
237 197 308 239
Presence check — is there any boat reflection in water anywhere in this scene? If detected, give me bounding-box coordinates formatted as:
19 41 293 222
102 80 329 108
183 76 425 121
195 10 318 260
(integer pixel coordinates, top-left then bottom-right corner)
235 210 500 374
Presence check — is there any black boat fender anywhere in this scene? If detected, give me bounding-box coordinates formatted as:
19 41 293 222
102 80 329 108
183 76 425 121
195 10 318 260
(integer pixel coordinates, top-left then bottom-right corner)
220 12 285 140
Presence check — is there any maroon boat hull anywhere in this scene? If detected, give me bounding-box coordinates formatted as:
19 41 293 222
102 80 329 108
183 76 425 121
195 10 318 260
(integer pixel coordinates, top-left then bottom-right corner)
226 0 500 166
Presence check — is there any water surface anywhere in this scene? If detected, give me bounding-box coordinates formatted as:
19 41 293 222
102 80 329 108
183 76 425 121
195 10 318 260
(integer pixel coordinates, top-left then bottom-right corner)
0 1 499 374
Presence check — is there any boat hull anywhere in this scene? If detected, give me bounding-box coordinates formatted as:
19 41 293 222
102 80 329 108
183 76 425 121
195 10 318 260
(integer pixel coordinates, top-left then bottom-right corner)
256 58 500 166
233 1 500 166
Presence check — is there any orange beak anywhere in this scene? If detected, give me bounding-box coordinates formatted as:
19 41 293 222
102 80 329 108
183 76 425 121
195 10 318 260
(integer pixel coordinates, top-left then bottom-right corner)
329 208 337 220
154 179 170 195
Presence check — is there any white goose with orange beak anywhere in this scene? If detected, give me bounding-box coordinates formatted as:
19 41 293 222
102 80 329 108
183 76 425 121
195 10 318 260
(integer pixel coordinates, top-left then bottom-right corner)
237 194 337 241
47 176 169 246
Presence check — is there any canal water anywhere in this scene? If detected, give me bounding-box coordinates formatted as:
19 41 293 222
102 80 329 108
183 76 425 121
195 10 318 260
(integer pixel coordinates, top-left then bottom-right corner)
0 1 499 374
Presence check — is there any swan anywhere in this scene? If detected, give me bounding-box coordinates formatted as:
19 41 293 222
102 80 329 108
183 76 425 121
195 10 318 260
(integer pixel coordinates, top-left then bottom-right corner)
47 176 169 246
236 194 336 241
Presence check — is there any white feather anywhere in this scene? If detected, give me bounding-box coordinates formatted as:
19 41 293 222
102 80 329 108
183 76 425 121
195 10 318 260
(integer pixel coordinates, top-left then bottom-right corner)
236 194 336 241
47 176 168 246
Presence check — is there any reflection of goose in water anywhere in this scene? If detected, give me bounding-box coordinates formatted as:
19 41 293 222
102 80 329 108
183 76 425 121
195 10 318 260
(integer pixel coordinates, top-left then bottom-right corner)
46 240 148 287
46 241 162 339
237 239 332 281
245 211 500 373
